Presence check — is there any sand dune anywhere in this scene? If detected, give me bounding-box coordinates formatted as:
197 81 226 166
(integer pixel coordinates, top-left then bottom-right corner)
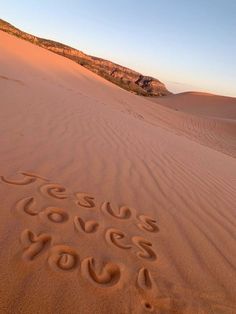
149 92 236 119
146 93 236 158
0 30 236 314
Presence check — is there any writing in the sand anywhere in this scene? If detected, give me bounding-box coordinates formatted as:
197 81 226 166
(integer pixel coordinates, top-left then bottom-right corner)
1 171 160 310
1 171 159 233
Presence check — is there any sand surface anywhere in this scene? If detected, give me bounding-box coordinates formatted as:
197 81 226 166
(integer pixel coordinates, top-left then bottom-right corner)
0 30 236 314
149 92 236 119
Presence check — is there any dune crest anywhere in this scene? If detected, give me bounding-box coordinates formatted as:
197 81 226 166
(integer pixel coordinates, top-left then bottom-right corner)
150 91 236 119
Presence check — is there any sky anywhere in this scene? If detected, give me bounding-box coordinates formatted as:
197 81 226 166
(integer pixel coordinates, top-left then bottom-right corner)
1 0 236 96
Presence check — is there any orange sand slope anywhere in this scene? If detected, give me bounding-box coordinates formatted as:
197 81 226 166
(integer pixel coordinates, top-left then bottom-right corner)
0 30 236 314
147 93 236 158
150 92 236 119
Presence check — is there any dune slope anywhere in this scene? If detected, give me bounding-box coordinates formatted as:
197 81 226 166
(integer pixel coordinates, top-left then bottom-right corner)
0 30 236 314
0 18 171 97
149 92 236 119
147 92 236 158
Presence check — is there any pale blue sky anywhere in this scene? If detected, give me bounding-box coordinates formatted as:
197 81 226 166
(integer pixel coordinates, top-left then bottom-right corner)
1 0 236 96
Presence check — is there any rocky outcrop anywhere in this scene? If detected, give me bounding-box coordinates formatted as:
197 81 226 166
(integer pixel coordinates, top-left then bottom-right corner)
0 19 171 96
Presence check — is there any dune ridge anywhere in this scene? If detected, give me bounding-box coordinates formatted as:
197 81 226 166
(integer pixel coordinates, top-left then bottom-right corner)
0 18 171 97
149 92 236 119
145 93 236 158
0 30 236 313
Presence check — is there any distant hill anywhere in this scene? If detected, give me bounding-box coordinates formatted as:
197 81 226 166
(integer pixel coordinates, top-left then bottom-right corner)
0 19 171 97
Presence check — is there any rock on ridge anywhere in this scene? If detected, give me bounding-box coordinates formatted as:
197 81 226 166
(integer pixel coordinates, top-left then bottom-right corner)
0 19 171 97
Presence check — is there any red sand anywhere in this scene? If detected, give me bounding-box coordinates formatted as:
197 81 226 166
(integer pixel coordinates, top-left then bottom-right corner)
0 30 236 313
